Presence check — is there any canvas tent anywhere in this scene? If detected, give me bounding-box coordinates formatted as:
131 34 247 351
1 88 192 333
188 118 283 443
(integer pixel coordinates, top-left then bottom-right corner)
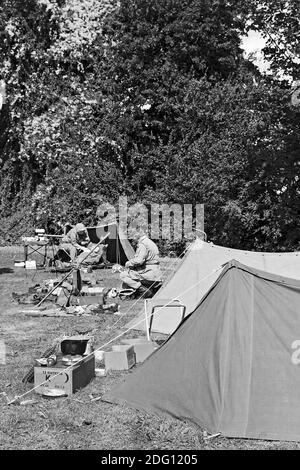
127 239 300 334
105 261 300 442
86 223 134 265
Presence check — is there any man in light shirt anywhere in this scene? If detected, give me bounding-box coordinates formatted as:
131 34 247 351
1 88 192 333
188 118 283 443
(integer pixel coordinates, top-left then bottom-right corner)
120 227 162 294
60 223 91 262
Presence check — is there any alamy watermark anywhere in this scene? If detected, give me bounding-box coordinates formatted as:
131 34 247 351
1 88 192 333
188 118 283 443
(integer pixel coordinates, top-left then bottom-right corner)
96 197 205 241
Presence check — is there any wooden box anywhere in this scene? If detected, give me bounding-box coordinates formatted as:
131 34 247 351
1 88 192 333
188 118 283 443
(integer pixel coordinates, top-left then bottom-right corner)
34 354 95 396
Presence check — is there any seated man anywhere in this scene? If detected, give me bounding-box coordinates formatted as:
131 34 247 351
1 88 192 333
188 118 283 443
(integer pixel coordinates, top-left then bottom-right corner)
120 227 162 295
60 223 91 263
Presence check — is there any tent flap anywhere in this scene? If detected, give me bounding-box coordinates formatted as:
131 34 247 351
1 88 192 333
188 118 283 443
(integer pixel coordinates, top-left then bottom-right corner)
87 223 134 265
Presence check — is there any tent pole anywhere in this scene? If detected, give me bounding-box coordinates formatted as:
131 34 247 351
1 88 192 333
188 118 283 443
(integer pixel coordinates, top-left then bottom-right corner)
144 299 150 341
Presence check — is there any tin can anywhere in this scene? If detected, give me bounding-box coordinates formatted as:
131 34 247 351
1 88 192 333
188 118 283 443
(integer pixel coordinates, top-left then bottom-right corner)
47 354 57 366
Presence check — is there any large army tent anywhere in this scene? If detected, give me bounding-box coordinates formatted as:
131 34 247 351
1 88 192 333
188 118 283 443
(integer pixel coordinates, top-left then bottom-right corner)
127 239 300 334
87 222 134 265
105 261 300 442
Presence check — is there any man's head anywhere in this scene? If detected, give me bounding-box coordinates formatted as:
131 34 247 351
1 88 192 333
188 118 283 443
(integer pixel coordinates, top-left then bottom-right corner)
128 225 146 242
75 223 87 235
75 223 89 243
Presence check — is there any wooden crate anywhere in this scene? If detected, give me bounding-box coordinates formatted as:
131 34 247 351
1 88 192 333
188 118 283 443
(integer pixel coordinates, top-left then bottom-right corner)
34 355 95 396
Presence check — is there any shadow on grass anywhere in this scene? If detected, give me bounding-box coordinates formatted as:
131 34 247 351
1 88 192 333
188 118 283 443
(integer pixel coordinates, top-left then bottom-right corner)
0 267 14 274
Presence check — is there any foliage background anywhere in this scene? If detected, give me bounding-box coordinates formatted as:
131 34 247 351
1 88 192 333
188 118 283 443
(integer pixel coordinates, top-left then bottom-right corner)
0 0 299 251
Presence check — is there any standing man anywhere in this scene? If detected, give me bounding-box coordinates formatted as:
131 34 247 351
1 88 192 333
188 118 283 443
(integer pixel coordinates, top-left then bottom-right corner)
60 223 91 263
120 227 162 295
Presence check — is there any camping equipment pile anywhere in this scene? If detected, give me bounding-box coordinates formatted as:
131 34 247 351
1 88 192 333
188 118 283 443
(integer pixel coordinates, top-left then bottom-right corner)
12 269 119 316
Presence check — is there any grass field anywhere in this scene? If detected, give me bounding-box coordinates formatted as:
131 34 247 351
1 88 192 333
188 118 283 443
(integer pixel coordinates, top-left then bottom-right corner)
0 246 298 450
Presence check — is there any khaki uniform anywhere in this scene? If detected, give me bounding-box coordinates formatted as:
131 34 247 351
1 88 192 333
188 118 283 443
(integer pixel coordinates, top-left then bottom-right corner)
120 236 162 290
60 223 90 261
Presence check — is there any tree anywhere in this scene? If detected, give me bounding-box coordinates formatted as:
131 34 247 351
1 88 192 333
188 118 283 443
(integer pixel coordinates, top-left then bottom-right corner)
96 0 247 187
157 71 300 250
0 0 299 251
0 0 120 235
0 0 60 219
237 0 300 80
